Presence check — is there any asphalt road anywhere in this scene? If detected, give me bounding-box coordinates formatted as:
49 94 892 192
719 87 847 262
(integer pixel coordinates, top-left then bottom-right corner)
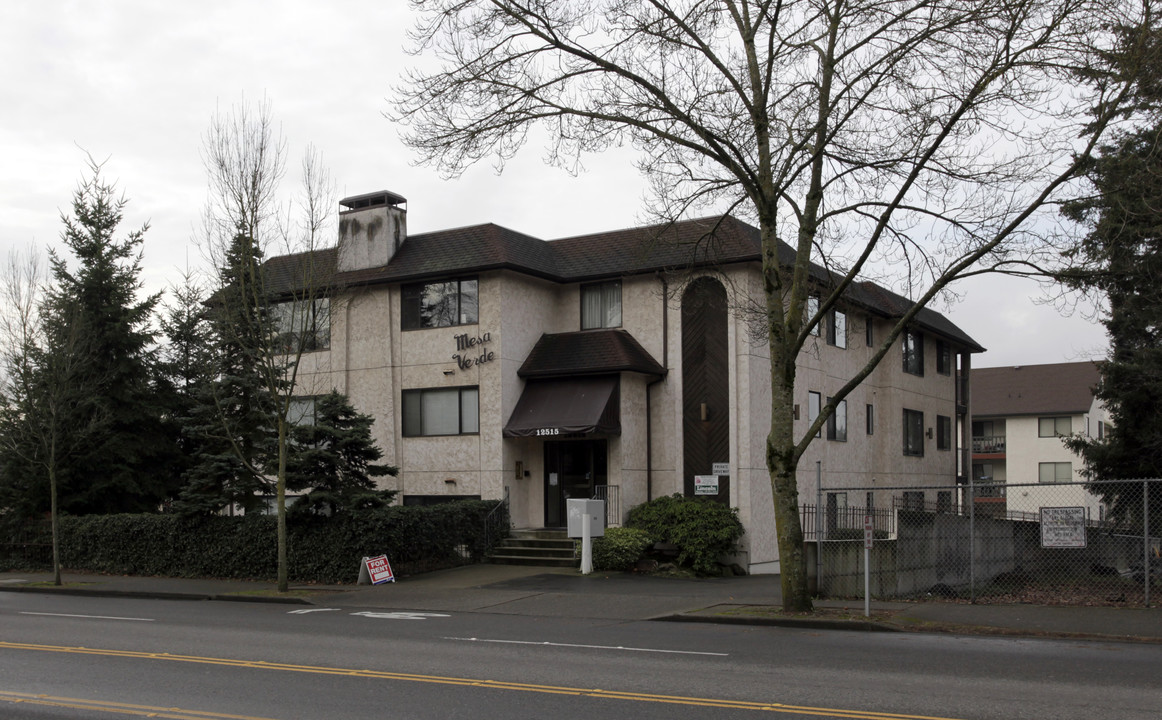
1 591 1159 720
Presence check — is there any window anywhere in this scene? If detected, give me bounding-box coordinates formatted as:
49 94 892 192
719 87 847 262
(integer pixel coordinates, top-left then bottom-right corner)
937 491 953 514
865 318 874 347
1038 416 1071 437
826 309 847 348
902 491 925 510
272 298 330 352
937 415 952 450
581 280 622 329
402 278 478 330
903 408 924 456
1098 421 1105 440
806 296 820 336
1039 461 1072 484
808 391 821 437
936 339 951 375
866 403 874 435
288 396 317 427
902 329 924 376
402 386 480 436
826 398 847 441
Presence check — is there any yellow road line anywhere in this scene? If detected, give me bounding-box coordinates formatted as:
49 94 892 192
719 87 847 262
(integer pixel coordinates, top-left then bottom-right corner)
0 690 277 719
0 641 966 720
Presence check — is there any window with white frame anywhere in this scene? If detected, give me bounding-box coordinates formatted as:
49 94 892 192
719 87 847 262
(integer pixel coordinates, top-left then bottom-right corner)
827 309 847 348
272 298 330 352
402 278 478 330
581 280 622 329
902 329 924 376
903 408 924 456
827 397 847 441
1038 461 1072 484
402 386 480 436
1038 416 1071 437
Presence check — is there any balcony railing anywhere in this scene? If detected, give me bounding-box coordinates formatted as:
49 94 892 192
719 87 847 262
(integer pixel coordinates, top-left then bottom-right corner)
972 435 1006 454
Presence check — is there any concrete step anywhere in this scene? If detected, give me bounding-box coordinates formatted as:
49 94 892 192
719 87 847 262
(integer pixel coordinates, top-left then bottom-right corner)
488 554 579 568
490 529 577 567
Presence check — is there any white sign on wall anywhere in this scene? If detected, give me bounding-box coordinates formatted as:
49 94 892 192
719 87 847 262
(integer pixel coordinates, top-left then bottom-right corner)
711 462 730 476
1040 507 1087 548
694 475 719 496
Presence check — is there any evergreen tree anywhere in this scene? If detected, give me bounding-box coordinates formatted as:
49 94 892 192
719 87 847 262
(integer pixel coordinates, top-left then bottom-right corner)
286 391 397 516
175 233 280 516
38 159 178 515
1062 25 1162 525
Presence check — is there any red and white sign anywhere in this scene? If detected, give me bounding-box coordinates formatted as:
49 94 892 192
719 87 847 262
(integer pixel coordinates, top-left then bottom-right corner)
364 555 395 585
864 515 875 549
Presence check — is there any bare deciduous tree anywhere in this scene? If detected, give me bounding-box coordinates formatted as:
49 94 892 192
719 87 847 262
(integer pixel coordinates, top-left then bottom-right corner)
0 248 96 585
394 0 1156 610
200 98 338 593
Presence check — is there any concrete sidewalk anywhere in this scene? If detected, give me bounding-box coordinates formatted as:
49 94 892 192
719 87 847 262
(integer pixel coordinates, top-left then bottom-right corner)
3 565 1161 642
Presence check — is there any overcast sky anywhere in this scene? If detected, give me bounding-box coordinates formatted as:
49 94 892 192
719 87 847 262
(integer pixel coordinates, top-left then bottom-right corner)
0 1 1108 369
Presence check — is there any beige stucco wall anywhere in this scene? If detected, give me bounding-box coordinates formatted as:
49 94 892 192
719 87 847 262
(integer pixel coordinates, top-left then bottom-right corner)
295 254 970 574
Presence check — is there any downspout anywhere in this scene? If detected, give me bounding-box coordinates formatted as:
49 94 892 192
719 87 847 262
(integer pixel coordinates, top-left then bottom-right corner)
646 274 669 502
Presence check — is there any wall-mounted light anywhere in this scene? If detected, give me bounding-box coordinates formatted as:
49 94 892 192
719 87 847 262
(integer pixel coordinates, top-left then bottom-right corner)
926 428 934 439
443 369 455 376
444 478 457 485
515 461 524 480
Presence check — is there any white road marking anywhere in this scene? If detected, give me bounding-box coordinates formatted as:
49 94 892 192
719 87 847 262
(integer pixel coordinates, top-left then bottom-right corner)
19 612 154 622
352 611 450 620
443 637 728 656
287 607 341 614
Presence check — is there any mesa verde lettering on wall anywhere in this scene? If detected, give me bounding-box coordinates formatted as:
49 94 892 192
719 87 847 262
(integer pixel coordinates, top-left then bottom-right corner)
453 332 495 370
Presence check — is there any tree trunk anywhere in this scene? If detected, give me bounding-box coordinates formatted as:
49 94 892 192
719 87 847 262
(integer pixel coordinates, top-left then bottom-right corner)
768 348 811 611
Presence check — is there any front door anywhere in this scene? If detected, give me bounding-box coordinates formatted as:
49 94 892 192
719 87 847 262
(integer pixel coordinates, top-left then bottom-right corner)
544 439 607 528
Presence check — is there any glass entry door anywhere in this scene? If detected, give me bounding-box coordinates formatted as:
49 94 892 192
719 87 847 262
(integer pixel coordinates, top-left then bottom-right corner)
544 439 607 528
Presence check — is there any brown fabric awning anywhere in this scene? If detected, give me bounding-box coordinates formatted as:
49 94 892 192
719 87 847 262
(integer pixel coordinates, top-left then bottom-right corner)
503 376 620 438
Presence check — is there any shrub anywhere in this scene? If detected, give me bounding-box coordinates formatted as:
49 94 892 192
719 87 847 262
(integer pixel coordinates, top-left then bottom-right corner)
626 494 744 575
49 499 507 583
591 527 652 571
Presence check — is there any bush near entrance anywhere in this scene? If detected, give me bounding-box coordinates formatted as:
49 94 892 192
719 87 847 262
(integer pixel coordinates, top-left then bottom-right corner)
626 494 744 575
591 527 652 571
1 500 507 583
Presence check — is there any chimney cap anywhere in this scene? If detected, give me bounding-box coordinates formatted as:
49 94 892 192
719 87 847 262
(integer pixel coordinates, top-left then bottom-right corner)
340 190 407 211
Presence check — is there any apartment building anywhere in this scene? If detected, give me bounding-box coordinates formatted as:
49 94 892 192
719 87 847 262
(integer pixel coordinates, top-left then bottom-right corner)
275 190 983 573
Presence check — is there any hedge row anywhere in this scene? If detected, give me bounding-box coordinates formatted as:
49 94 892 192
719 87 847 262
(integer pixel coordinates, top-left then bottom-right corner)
7 500 507 584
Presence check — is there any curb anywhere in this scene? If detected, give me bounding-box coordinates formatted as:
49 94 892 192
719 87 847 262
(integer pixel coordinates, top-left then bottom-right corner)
0 585 312 605
655 612 901 632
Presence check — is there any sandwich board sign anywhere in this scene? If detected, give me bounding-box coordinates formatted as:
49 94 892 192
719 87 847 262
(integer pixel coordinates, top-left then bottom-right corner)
359 555 396 585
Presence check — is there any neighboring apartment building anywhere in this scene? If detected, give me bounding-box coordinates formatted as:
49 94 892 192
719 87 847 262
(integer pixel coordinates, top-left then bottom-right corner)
275 190 983 574
971 362 1109 519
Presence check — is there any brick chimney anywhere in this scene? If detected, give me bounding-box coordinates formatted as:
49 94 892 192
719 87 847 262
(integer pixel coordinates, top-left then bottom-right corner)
337 190 407 272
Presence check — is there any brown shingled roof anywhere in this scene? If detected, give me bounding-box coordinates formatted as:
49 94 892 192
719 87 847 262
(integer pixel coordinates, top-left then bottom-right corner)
972 362 1101 417
264 213 980 351
518 329 666 378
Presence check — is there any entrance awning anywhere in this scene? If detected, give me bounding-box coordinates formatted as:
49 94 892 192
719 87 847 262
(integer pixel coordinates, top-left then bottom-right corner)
503 376 620 437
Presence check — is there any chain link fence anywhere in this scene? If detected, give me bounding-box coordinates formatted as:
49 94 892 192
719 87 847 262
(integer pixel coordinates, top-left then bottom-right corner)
801 479 1162 606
